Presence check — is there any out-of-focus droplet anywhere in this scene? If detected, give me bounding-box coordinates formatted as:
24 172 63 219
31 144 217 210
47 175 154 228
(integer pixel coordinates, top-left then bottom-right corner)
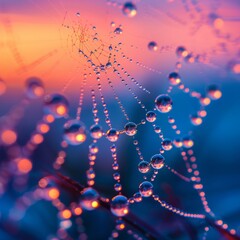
16 158 32 174
199 95 211 106
182 136 194 148
90 124 103 139
63 119 87 145
44 93 69 118
122 2 137 17
114 27 123 35
133 192 142 202
208 13 224 29
207 85 222 100
148 41 158 51
168 72 181 86
176 46 188 57
25 77 45 99
173 138 183 148
190 114 202 126
80 187 99 211
89 143 99 154
227 60 240 75
1 129 17 146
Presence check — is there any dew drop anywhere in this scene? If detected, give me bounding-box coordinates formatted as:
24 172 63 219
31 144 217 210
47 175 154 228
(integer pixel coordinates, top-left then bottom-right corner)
150 154 165 169
106 128 119 142
168 72 181 86
190 115 202 126
114 183 122 192
148 41 158 51
89 143 99 154
124 122 137 136
154 126 161 133
199 95 211 106
25 77 45 99
63 120 87 145
173 138 183 148
207 85 222 100
133 192 142 202
111 195 129 217
155 94 173 113
139 181 153 197
113 172 120 181
114 27 123 35
182 136 194 148
122 2 137 17
90 124 103 139
146 111 157 122
161 139 173 151
116 219 125 230
138 161 150 173
44 94 69 118
80 187 99 211
176 46 188 57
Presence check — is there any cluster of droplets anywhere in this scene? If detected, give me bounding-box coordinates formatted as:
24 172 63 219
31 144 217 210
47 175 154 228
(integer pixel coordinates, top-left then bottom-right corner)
0 50 231 240
1 8 239 239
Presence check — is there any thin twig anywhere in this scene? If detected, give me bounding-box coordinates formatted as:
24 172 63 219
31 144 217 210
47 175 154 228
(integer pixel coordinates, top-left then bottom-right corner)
49 173 240 240
49 173 170 240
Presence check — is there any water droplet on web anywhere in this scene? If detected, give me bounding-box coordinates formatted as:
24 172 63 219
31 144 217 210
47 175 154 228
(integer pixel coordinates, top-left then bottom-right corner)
150 154 165 169
122 2 137 17
89 143 99 154
63 119 87 145
176 46 188 58
161 139 173 151
111 195 129 217
146 111 157 122
124 122 137 136
190 114 202 126
154 126 161 134
133 192 142 202
168 72 181 86
155 94 173 113
148 41 158 51
139 181 153 197
25 77 45 99
114 27 123 35
114 183 122 192
138 161 150 173
90 124 103 139
207 85 222 100
182 136 194 148
44 94 69 118
106 128 119 142
80 188 99 211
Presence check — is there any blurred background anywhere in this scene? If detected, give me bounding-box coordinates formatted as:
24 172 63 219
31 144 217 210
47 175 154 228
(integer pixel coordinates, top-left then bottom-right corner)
0 0 240 239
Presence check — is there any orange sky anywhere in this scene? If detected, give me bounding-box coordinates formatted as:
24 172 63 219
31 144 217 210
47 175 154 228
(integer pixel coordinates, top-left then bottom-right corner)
0 0 239 92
